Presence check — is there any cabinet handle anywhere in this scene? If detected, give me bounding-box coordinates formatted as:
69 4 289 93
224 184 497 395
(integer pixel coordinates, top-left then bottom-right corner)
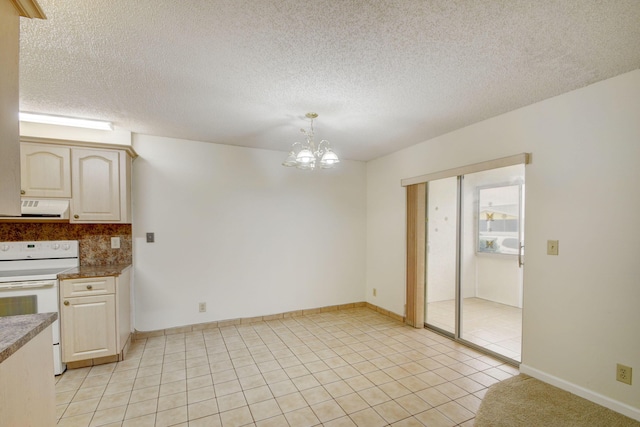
63 301 69 306
74 214 80 219
20 190 26 195
86 285 93 290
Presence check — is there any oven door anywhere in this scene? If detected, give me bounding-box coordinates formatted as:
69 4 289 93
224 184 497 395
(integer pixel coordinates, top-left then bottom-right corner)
0 280 60 345
0 279 65 375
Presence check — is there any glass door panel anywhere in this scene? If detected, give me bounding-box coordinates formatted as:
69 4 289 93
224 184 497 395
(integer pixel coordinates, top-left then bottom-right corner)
424 176 458 334
460 164 524 362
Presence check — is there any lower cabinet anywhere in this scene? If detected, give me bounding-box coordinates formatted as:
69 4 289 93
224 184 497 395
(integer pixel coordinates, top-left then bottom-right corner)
60 268 131 364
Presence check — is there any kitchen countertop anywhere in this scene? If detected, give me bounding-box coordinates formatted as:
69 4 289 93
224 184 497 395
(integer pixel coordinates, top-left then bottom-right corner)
0 312 58 364
58 263 132 280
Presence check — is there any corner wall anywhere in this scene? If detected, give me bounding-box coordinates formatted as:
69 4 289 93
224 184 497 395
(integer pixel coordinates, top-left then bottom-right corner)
132 134 366 331
365 70 640 417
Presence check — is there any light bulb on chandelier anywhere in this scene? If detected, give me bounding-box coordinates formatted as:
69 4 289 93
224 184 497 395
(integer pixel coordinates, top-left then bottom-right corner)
282 113 340 170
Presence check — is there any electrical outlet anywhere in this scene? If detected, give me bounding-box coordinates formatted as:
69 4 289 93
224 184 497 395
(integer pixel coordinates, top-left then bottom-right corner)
110 237 120 249
199 302 206 313
547 240 559 255
373 288 377 297
616 364 632 385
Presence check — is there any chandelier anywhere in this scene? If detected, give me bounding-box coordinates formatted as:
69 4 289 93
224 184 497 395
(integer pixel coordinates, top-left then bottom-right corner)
282 113 340 170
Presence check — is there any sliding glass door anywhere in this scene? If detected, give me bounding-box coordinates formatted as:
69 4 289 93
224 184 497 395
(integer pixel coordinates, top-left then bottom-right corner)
460 165 524 362
424 176 458 334
424 164 525 363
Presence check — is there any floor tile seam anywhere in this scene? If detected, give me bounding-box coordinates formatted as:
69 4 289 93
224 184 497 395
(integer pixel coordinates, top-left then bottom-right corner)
430 400 476 424
58 398 100 421
368 401 416 425
56 383 84 411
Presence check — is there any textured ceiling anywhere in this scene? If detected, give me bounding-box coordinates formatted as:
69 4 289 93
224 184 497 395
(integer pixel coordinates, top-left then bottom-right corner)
18 0 640 161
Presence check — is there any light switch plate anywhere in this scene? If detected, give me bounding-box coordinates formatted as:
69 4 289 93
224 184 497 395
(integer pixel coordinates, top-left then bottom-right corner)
547 240 559 255
146 232 155 243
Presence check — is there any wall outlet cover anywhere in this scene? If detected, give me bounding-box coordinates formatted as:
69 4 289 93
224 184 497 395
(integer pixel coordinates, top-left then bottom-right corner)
616 363 632 385
547 240 559 255
110 237 120 249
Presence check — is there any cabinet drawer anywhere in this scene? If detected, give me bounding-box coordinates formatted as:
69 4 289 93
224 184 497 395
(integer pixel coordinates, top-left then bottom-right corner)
62 277 115 297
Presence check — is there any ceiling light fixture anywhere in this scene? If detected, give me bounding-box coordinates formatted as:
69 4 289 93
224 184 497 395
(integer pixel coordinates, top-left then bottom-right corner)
282 113 340 170
19 112 113 130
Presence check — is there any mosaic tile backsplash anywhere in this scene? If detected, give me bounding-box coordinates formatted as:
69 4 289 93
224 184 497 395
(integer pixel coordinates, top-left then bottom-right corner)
0 223 132 266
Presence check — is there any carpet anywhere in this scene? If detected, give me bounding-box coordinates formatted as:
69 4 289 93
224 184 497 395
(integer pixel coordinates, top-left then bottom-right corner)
475 374 640 426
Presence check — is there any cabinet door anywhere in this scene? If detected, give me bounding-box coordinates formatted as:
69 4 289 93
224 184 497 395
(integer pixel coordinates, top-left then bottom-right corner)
20 143 71 198
61 294 116 362
71 148 120 222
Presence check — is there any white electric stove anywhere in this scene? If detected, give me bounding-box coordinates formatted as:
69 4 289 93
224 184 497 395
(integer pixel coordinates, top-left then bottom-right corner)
0 240 79 375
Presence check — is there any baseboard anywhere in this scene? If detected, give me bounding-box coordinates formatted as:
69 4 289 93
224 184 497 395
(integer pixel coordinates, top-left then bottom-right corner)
365 302 405 323
66 354 119 369
519 364 640 422
134 302 405 340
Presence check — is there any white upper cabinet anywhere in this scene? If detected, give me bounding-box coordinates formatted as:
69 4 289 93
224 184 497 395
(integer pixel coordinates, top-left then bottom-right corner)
20 143 71 198
18 138 135 224
20 137 137 224
71 147 131 223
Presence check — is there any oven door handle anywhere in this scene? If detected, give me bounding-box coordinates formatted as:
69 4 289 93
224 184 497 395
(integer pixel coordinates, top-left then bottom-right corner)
0 281 56 289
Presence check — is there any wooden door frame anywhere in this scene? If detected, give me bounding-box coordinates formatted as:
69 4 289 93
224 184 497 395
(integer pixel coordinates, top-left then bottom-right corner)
405 183 426 328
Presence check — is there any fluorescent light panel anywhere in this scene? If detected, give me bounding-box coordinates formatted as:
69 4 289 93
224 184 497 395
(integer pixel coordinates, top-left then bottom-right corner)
19 112 113 130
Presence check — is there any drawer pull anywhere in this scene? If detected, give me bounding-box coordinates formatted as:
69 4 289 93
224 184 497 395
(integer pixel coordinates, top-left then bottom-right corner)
86 285 93 290
63 301 69 306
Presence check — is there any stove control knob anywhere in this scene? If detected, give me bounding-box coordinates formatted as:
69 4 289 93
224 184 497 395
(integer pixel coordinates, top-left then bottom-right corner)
62 244 70 250
52 244 60 250
1 245 9 251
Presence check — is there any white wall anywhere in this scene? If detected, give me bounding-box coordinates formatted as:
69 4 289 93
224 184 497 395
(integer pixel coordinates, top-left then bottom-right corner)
366 70 640 417
132 134 366 331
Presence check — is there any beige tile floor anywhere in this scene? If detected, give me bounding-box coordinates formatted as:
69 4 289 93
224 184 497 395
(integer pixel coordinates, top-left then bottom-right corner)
55 307 518 427
426 298 522 362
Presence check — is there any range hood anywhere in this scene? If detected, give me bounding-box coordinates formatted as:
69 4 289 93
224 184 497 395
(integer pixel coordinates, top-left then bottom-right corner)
20 199 70 219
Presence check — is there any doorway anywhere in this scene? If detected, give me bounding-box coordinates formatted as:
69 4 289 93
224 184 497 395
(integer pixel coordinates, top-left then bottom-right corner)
424 163 525 363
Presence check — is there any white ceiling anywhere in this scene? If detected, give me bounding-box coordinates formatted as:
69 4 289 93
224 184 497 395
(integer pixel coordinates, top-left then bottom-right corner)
18 0 640 161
